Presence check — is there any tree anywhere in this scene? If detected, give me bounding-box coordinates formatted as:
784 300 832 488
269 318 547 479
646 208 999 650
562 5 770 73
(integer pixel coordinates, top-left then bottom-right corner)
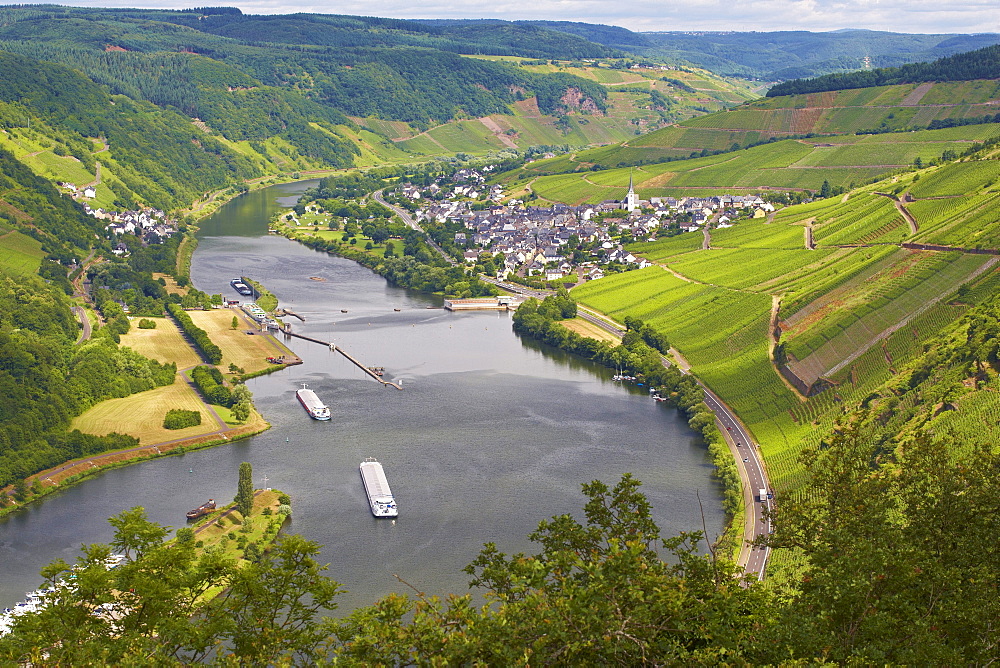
334 475 766 664
235 461 254 519
219 534 342 664
820 179 832 198
231 315 238 329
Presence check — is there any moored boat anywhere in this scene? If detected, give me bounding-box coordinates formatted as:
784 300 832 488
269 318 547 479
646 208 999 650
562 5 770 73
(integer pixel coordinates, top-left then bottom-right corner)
230 278 253 296
359 458 398 517
186 499 216 520
296 384 331 420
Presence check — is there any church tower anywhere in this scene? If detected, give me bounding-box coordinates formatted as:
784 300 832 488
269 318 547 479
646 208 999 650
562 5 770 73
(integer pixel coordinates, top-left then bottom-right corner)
622 170 639 212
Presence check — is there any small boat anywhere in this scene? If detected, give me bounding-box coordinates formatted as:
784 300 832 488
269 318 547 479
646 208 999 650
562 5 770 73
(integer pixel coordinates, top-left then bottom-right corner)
393 308 401 312
186 499 216 520
359 458 398 517
296 383 331 420
341 309 348 313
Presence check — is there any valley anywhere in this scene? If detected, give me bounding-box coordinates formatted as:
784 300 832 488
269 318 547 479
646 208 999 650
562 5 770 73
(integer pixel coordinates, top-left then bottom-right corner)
0 8 998 662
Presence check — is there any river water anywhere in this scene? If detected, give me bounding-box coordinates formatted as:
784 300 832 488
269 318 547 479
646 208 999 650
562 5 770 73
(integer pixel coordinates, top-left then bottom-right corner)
0 181 724 612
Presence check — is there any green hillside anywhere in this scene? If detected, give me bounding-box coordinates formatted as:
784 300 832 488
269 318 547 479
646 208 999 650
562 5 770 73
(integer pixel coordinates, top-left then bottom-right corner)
512 123 1000 201
529 23 1000 80
505 79 1000 179
571 139 1000 504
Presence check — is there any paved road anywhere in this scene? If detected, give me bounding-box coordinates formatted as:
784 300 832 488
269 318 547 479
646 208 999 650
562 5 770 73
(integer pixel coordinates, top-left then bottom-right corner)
71 306 91 344
371 189 456 266
500 286 773 579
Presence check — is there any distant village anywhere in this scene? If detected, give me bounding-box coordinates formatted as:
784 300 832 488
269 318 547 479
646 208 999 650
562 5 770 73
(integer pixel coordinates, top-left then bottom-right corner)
59 184 180 255
398 168 776 282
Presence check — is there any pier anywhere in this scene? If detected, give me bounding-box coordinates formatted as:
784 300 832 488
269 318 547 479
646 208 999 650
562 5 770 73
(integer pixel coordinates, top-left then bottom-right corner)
282 326 402 390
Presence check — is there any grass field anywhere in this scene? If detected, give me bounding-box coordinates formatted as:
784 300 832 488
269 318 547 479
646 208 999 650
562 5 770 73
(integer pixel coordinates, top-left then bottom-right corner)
187 309 293 374
71 377 220 445
119 316 202 368
560 317 621 344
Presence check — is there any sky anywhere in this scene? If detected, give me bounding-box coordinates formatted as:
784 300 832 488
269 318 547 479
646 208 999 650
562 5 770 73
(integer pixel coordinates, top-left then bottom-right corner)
44 0 1000 35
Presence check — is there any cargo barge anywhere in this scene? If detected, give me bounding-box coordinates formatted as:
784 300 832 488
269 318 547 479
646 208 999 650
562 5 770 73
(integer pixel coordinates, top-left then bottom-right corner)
230 278 253 296
359 458 398 517
186 499 216 520
296 384 331 420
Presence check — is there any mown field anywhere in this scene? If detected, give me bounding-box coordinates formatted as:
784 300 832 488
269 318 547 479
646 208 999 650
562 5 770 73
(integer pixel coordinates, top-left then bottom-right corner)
187 309 294 374
71 377 220 445
119 315 203 368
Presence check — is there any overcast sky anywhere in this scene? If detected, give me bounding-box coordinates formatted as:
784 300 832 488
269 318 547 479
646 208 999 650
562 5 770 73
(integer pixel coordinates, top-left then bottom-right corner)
47 0 1000 35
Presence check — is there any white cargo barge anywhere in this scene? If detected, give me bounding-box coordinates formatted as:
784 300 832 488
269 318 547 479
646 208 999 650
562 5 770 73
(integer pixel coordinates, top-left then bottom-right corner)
360 458 398 517
296 384 331 420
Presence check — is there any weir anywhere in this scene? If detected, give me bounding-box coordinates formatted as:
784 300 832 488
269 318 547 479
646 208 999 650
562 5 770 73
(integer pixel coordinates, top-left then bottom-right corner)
282 325 403 390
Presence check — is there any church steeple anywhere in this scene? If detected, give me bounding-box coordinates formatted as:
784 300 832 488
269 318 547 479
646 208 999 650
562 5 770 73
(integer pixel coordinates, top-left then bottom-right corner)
622 168 639 212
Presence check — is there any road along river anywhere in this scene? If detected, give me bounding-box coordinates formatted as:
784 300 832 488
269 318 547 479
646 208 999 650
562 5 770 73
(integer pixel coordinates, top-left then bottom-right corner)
0 181 725 611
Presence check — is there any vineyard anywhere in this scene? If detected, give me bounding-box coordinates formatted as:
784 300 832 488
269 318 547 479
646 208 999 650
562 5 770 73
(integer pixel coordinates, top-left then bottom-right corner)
811 192 908 246
910 191 1000 249
783 252 991 384
666 247 831 291
909 160 1000 198
710 219 804 249
633 233 704 261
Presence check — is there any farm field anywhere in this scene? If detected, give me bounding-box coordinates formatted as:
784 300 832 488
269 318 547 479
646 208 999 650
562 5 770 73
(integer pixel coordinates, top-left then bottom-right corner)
571 266 811 490
119 316 202 368
521 127 997 202
71 377 220 445
186 309 294 374
909 192 1000 249
666 247 833 291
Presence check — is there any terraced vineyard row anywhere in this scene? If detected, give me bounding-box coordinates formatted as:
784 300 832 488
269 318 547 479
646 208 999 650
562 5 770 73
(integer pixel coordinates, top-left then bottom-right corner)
785 252 991 382
811 192 904 245
637 233 704 261
667 247 832 291
911 191 1000 248
777 245 898 318
710 220 804 249
909 160 1000 198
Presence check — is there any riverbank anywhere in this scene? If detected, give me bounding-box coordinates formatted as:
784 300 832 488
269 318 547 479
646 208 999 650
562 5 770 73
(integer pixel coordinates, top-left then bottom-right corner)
0 409 269 520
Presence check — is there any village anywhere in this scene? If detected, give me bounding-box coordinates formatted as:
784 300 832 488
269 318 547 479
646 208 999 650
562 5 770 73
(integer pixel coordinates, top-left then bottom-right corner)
398 168 777 282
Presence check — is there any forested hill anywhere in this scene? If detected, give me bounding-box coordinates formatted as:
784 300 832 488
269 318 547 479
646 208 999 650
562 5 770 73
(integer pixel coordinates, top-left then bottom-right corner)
0 6 611 127
528 23 1000 80
768 44 1000 97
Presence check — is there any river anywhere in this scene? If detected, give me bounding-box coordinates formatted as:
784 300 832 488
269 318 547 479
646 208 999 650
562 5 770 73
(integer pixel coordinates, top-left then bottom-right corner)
0 181 724 612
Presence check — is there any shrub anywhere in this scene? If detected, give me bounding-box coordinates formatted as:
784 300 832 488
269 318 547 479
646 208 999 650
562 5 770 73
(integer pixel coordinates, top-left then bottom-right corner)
163 409 202 430
137 318 157 329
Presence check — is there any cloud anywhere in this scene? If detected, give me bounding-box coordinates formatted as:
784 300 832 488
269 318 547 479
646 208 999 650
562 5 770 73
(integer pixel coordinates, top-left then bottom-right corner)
44 0 1000 34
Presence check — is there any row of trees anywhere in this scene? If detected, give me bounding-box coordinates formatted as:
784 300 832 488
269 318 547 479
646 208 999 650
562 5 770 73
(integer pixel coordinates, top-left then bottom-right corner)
166 304 223 365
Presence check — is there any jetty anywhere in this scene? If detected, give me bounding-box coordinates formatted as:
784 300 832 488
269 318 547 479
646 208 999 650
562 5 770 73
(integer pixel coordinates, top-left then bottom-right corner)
276 308 305 321
281 325 402 390
444 295 524 311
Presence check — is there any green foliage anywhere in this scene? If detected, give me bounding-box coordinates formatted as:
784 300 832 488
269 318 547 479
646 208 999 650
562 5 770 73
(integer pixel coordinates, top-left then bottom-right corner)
0 273 171 488
190 365 231 406
235 461 253 519
137 318 156 329
162 408 201 430
769 44 1000 97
